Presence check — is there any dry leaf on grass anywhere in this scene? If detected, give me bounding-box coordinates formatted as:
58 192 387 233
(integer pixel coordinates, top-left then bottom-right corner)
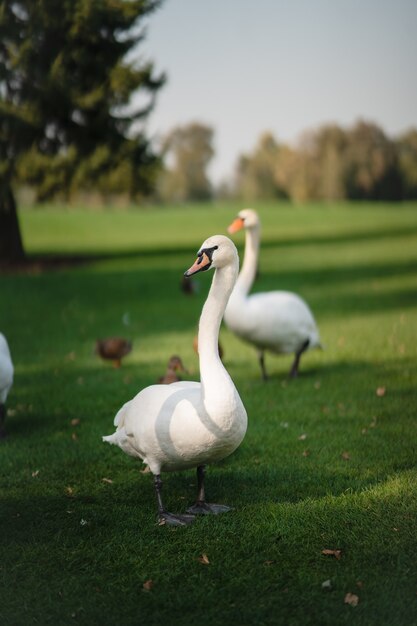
102 478 113 484
31 470 40 478
322 549 342 560
71 418 80 426
302 450 310 457
198 554 210 565
322 579 332 591
71 432 78 441
376 386 386 397
344 592 359 606
65 486 74 497
143 580 154 591
298 433 307 441
341 451 350 461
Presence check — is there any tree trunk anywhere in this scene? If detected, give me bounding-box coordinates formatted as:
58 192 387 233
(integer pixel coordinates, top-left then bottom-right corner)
0 185 25 263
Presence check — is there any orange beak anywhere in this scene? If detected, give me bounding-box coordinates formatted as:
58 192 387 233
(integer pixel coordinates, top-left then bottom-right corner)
228 217 245 234
184 252 212 277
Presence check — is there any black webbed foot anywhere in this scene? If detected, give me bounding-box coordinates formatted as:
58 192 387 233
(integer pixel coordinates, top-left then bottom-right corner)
186 501 232 516
158 511 195 526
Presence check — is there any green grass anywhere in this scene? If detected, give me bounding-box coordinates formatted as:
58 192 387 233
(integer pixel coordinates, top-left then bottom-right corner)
1 201 417 626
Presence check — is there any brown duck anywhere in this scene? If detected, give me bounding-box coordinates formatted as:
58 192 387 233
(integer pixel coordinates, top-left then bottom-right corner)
158 355 188 384
96 338 132 368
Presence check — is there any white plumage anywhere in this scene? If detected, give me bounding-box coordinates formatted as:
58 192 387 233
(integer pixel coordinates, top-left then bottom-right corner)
224 209 321 379
103 235 247 526
0 333 14 438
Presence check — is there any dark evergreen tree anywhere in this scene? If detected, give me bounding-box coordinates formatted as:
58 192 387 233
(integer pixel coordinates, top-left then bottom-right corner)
0 0 165 261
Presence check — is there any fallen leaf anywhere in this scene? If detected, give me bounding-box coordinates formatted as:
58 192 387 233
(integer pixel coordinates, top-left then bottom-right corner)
80 518 88 526
302 449 310 457
31 470 40 478
71 418 80 426
322 549 342 560
322 579 332 591
298 433 307 441
102 478 113 484
361 428 368 435
264 560 275 566
344 592 359 607
341 451 350 461
376 386 386 397
370 416 377 428
143 580 154 591
71 432 78 441
198 554 210 565
65 486 74 497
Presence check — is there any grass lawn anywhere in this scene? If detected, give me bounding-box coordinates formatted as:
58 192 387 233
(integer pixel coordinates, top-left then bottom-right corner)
1 201 417 625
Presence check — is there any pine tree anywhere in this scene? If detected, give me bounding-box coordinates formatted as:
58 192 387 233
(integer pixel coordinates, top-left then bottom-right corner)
0 0 165 262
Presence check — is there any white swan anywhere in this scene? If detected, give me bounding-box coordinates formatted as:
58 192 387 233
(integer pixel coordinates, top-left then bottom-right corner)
103 235 247 526
224 209 321 379
0 333 14 438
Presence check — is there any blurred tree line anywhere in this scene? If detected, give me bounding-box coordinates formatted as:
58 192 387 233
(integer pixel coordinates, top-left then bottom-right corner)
234 122 417 203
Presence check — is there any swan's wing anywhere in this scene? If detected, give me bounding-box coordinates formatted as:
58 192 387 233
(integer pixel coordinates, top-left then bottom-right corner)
231 291 319 351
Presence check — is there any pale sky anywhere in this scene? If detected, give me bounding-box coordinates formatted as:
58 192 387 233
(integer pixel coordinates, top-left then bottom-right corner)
138 0 417 184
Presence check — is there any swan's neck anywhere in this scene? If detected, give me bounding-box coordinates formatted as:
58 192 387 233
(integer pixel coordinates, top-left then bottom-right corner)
235 226 260 296
198 263 237 393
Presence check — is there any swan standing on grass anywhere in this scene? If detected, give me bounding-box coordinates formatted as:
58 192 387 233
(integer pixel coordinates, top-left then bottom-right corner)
224 209 321 380
0 333 14 438
103 236 247 526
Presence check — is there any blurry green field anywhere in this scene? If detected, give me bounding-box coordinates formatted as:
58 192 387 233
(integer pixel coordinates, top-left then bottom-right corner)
1 201 417 626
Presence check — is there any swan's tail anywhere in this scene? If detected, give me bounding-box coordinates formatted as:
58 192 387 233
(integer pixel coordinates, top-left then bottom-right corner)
102 401 132 449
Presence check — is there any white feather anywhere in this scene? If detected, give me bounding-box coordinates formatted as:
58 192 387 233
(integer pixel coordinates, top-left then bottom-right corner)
0 333 13 405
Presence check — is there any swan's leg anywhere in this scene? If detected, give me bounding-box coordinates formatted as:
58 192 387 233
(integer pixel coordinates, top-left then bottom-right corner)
186 465 232 515
289 339 310 379
154 474 195 526
0 403 6 438
258 350 268 381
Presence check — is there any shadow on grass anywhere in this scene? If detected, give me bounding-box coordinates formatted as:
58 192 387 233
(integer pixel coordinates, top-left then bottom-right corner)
2 221 417 274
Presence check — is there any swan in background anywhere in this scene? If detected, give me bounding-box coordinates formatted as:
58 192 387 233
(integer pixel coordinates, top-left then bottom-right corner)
224 209 321 379
0 333 14 438
103 236 247 526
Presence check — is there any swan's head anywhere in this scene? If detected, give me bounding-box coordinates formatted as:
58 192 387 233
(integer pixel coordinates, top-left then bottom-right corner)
228 208 259 233
184 235 238 276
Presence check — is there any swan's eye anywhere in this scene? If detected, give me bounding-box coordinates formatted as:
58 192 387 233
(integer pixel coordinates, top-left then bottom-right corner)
200 245 218 261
